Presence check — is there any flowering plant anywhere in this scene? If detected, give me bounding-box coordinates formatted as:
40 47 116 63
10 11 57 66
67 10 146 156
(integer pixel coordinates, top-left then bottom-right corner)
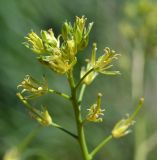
17 16 144 160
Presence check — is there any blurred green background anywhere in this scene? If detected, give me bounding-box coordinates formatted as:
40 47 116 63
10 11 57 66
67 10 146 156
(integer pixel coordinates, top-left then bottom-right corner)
0 0 157 160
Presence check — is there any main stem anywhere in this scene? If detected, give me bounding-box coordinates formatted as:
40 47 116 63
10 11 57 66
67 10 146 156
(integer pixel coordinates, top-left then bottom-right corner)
67 69 91 160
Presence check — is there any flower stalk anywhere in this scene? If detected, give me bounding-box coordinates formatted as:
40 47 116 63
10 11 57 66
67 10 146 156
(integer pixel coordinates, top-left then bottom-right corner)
90 135 113 158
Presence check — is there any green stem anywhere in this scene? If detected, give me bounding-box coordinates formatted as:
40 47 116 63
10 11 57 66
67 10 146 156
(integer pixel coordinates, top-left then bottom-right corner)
17 93 77 140
75 68 94 89
48 89 70 100
78 84 86 105
90 135 113 158
127 98 144 124
67 69 91 160
51 123 78 140
17 93 46 121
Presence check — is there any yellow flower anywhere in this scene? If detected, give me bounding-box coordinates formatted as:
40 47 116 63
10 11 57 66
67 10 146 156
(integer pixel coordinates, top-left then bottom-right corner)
112 98 144 138
17 75 48 99
94 47 120 75
86 93 105 122
81 44 120 85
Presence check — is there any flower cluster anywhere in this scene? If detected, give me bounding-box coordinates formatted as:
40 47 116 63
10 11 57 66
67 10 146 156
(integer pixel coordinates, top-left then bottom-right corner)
15 16 145 160
24 16 93 74
62 16 93 51
86 93 105 122
17 75 48 99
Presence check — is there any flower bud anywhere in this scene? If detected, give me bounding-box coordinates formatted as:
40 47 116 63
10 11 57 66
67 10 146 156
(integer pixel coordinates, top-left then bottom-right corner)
74 16 93 51
112 98 144 138
112 119 133 138
41 29 60 52
66 39 77 59
24 31 45 54
80 43 97 85
75 16 87 33
30 107 53 126
62 21 73 40
80 64 97 85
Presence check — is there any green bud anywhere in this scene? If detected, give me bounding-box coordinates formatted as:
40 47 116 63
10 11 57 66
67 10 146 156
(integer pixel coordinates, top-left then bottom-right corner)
74 27 82 45
40 29 61 53
112 98 144 138
65 39 77 59
30 106 53 126
80 43 98 85
74 16 93 51
62 21 73 40
41 29 57 46
77 22 93 51
85 22 94 38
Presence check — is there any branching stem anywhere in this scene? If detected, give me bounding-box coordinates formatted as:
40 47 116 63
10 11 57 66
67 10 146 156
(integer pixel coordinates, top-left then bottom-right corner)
67 69 91 160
